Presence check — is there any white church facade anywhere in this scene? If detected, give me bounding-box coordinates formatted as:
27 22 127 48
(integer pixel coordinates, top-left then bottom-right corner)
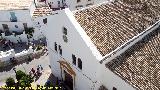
41 0 160 90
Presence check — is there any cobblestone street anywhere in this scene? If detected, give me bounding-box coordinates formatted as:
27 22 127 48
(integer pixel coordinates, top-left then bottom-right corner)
0 52 51 86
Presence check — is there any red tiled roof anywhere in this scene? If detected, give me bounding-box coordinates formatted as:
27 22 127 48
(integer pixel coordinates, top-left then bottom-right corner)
106 28 160 90
74 0 160 56
0 0 33 10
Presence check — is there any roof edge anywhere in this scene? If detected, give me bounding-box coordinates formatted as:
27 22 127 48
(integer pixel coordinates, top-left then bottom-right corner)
100 20 160 64
65 8 103 60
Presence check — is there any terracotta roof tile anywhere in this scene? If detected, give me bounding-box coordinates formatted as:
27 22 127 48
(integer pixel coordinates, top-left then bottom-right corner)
0 0 33 10
74 0 160 56
106 28 160 90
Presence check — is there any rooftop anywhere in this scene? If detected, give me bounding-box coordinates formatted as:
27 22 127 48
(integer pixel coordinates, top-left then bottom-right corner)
32 5 52 18
106 28 160 90
74 0 160 56
0 0 33 10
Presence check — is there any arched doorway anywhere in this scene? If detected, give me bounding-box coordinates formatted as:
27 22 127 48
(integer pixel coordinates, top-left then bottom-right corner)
64 70 73 90
58 60 76 90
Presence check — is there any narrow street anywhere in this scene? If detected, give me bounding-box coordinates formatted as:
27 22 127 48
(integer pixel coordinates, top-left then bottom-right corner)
0 52 51 86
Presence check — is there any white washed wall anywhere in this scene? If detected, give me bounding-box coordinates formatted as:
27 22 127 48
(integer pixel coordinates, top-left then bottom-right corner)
45 8 140 90
29 2 36 17
0 46 33 62
0 10 33 31
1 32 28 43
97 64 136 90
46 9 101 90
0 22 24 32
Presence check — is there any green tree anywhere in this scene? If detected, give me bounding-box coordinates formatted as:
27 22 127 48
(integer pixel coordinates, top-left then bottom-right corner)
5 77 15 87
19 75 33 87
16 70 26 81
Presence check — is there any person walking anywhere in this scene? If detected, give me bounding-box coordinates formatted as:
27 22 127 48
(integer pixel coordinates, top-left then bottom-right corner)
40 65 43 70
31 68 35 74
36 67 41 77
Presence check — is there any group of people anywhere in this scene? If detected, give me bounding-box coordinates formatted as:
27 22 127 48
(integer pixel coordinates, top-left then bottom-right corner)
29 65 43 79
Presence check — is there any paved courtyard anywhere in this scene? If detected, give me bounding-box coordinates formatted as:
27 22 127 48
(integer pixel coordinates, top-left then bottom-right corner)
0 51 51 86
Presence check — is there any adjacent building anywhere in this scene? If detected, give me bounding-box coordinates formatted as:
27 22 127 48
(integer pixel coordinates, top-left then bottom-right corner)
46 0 160 90
0 0 36 33
41 0 111 11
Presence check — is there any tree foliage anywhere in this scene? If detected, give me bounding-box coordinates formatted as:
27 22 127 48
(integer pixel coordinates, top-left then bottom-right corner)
6 77 15 87
6 70 34 88
19 75 34 87
16 70 26 81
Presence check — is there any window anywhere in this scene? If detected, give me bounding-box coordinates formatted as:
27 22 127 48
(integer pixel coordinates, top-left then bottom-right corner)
10 12 17 22
88 0 91 1
2 24 9 30
59 45 62 55
58 1 60 4
43 18 47 24
75 5 83 8
58 1 60 7
62 27 68 43
78 58 82 70
113 87 117 90
54 42 57 51
15 25 18 28
63 27 67 35
23 23 27 29
72 54 76 65
77 0 80 3
63 35 68 43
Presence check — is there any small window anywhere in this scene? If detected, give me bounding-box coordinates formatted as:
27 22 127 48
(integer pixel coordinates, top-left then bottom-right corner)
59 45 62 55
113 87 117 90
63 35 68 43
88 0 91 1
10 12 17 22
58 1 60 7
78 58 82 70
43 18 47 24
77 0 80 3
58 1 60 4
54 42 57 51
63 27 67 35
72 54 76 65
15 25 18 28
